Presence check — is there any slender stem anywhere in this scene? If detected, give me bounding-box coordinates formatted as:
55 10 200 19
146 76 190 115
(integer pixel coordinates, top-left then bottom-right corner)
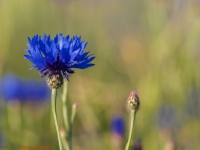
71 103 77 126
62 82 71 150
69 127 72 150
61 137 69 150
62 82 69 132
51 89 63 150
60 129 69 150
68 103 77 150
125 110 136 150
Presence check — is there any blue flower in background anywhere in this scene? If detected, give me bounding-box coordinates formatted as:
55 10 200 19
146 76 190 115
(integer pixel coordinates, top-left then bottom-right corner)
185 87 200 117
22 80 50 103
24 34 95 88
111 116 125 137
0 75 50 103
156 104 178 131
0 75 22 101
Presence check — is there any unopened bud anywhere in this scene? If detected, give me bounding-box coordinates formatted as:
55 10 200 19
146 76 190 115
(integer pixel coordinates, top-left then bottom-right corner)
46 73 63 89
72 103 77 109
60 128 66 138
127 91 140 111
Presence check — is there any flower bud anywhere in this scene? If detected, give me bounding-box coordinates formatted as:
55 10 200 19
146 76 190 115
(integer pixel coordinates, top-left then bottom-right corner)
60 128 66 138
127 91 140 111
46 73 63 89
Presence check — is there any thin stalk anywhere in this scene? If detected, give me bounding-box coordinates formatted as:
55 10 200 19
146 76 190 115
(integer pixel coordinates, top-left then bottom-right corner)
51 89 63 150
125 110 136 150
71 103 77 126
61 137 69 150
62 82 69 131
62 82 71 150
68 127 72 150
68 103 77 150
60 129 70 150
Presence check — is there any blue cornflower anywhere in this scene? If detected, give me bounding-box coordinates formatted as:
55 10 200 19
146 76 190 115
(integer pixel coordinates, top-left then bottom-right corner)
22 80 50 103
24 34 95 89
111 116 125 137
156 104 178 131
0 75 22 101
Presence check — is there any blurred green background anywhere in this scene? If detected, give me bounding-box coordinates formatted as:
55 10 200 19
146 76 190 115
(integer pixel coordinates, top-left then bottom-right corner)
0 0 200 149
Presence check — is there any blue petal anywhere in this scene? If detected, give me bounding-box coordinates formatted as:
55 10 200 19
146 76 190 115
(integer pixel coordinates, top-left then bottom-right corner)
60 47 71 64
58 34 63 49
69 49 81 63
54 34 58 44
75 51 90 61
75 63 95 69
72 56 95 69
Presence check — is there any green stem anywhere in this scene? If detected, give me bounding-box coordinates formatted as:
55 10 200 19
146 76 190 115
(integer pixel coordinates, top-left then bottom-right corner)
71 103 77 126
68 103 77 150
51 89 63 150
125 110 136 150
62 82 71 150
62 82 69 131
61 133 69 150
69 127 72 150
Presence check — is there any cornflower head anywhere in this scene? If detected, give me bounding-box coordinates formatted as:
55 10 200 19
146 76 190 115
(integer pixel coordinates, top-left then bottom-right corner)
157 104 177 131
127 91 140 111
24 34 95 89
111 116 125 137
0 75 22 102
111 116 125 150
125 90 140 150
22 80 50 103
